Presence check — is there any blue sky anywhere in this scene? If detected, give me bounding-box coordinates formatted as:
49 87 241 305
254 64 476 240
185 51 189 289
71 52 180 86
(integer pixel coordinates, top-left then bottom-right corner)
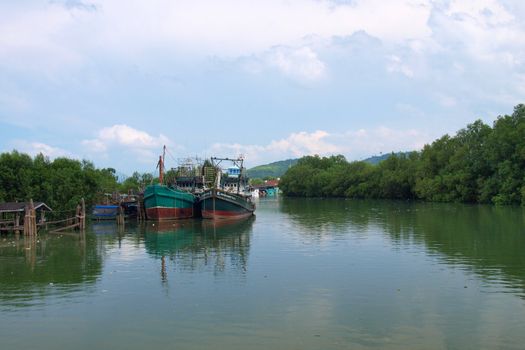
1 0 525 174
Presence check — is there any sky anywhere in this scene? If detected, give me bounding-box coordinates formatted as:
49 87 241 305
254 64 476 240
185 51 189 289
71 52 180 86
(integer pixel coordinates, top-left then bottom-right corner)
1 0 525 175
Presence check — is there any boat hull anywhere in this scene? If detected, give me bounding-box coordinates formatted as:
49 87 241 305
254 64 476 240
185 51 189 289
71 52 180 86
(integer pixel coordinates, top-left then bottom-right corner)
200 189 255 220
92 205 119 220
144 184 196 220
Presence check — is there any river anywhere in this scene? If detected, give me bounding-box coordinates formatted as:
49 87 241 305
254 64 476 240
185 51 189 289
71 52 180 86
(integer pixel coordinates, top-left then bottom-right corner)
1 198 524 349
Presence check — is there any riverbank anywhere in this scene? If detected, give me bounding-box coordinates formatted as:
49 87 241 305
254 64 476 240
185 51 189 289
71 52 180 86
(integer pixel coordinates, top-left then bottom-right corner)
280 104 525 206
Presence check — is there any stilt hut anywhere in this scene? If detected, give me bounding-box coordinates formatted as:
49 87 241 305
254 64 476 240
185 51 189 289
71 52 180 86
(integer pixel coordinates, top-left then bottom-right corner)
0 202 52 233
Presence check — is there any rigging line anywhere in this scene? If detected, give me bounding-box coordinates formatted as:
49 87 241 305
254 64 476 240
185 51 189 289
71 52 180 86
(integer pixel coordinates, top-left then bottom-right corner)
164 146 178 164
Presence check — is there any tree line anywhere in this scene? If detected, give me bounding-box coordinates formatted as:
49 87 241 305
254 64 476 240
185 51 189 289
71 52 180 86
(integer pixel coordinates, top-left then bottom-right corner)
280 104 525 205
0 152 154 212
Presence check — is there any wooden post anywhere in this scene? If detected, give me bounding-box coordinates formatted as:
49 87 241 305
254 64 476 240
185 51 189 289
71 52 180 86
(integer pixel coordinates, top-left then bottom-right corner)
79 198 86 240
81 198 86 231
117 201 124 226
76 203 81 230
24 199 36 236
31 199 37 235
23 205 29 235
137 199 141 222
15 212 20 234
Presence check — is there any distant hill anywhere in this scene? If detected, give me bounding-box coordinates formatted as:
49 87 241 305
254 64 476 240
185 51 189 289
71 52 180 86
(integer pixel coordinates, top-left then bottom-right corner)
362 152 411 165
248 153 410 178
362 154 391 165
247 159 298 179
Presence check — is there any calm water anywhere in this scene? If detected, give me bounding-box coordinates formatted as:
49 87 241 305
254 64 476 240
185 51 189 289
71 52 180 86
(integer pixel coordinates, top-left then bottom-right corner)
1 198 525 349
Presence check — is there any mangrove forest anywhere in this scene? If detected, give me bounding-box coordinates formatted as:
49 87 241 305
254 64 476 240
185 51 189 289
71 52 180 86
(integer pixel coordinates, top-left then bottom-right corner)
280 104 525 205
0 152 153 212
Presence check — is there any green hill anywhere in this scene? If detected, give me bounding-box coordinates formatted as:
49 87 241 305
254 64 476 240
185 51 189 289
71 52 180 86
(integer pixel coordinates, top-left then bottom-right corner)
248 153 408 178
247 159 298 179
362 152 410 165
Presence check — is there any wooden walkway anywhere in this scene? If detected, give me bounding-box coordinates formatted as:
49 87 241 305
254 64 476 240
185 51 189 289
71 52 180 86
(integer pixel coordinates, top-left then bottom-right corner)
0 198 86 235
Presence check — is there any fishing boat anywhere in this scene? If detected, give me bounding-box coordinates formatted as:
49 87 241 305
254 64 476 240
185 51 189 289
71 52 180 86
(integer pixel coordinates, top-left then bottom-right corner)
144 146 197 220
174 157 206 195
200 157 255 220
92 204 119 220
92 193 139 221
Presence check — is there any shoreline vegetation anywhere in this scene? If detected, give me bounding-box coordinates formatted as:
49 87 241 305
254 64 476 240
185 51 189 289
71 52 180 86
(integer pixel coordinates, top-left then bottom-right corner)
280 104 525 206
0 154 152 212
1 104 524 209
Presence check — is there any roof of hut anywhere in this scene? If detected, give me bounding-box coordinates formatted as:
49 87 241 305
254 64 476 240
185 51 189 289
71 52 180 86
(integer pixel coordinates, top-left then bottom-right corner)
0 202 52 213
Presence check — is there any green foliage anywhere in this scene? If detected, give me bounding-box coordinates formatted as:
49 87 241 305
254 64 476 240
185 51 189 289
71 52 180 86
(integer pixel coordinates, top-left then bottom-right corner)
250 178 264 186
0 152 119 211
280 104 525 205
119 171 154 193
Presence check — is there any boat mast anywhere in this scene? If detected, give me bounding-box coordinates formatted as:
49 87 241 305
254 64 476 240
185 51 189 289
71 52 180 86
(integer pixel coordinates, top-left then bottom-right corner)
238 156 244 194
210 156 246 194
157 145 166 185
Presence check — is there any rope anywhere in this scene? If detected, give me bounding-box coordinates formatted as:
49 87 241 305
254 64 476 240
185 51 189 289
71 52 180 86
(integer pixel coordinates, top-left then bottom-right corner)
50 223 80 233
40 217 76 225
164 146 178 164
48 208 77 214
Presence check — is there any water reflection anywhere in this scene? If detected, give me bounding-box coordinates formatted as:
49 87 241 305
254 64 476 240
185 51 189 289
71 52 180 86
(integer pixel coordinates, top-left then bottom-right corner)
0 232 103 310
281 198 525 297
143 218 253 281
280 198 394 236
382 203 525 296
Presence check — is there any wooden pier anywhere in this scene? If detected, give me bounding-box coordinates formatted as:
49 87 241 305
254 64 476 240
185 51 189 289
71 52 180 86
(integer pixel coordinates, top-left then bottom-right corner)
49 198 86 233
0 200 51 235
1 194 147 235
0 199 86 235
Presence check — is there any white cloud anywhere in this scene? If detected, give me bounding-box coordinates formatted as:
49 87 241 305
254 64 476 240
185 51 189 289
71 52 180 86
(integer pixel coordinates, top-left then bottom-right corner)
267 47 327 81
340 127 431 159
9 140 74 159
266 130 339 155
386 55 414 78
0 0 433 72
207 127 432 166
431 0 525 65
445 0 514 26
208 130 341 165
2 0 524 89
82 124 173 161
1 1 524 70
93 0 432 55
242 45 327 82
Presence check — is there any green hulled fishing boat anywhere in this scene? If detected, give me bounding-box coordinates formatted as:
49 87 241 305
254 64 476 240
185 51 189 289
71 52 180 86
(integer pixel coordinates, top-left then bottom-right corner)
144 184 196 220
144 147 197 220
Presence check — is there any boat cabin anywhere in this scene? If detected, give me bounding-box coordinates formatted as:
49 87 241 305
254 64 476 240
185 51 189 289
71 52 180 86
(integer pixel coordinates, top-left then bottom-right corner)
227 166 241 178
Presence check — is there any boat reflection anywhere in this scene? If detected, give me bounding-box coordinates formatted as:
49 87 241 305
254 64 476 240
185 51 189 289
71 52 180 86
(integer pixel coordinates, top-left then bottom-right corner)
143 217 254 281
91 221 119 235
